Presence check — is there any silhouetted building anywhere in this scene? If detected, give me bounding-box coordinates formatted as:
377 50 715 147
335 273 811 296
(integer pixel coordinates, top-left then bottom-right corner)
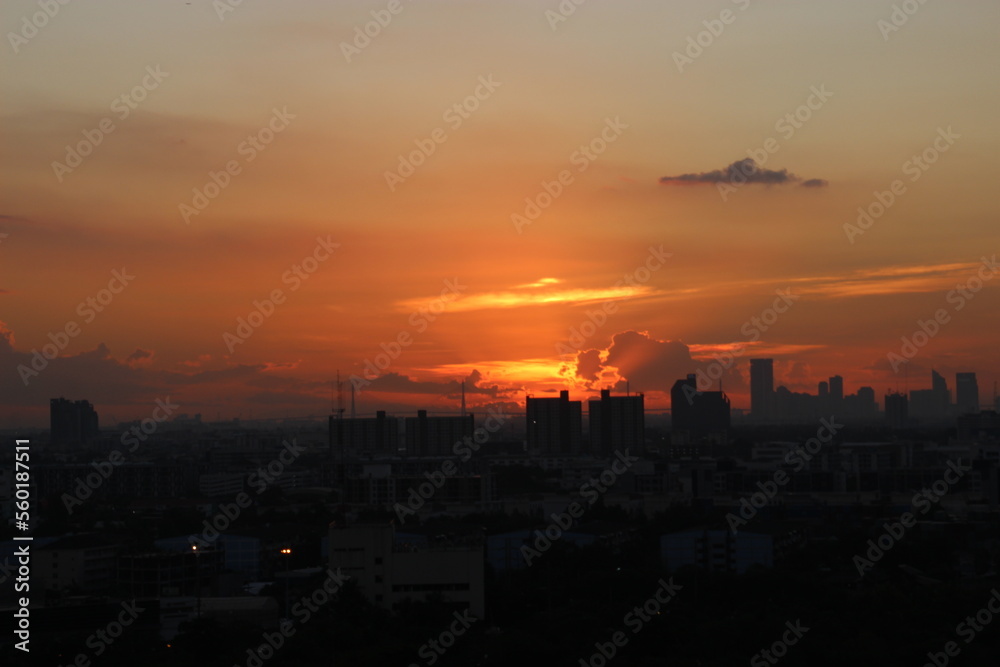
910 370 950 422
329 523 484 618
118 549 224 598
330 411 400 457
671 375 730 453
932 369 948 395
885 391 908 429
588 389 644 456
404 411 474 456
34 534 119 594
956 410 1000 441
829 375 844 404
527 390 582 455
661 529 773 574
750 359 774 422
50 398 99 445
774 386 820 423
843 386 878 421
956 372 979 415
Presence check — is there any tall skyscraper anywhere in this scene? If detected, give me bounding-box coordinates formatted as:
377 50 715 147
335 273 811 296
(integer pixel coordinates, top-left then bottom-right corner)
527 390 582 455
956 372 979 415
885 391 908 429
932 369 948 397
828 375 844 404
50 398 100 445
910 370 951 422
671 375 731 435
588 389 644 457
749 359 774 422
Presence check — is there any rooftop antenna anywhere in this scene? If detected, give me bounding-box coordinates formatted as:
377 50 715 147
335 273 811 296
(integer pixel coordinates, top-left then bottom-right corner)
350 382 356 419
626 380 630 397
336 371 345 420
461 380 466 417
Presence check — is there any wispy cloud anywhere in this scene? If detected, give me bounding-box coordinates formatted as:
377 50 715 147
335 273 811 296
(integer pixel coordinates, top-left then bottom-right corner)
397 280 660 313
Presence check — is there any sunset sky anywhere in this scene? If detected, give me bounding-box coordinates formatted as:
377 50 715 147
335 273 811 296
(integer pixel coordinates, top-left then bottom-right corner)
2 0 999 427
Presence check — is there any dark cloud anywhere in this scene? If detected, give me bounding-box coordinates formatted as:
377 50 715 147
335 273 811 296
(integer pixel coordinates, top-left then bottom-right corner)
0 321 15 353
659 158 826 189
603 331 696 391
126 348 154 367
355 370 510 399
575 349 603 383
800 178 828 188
0 321 331 425
571 331 696 393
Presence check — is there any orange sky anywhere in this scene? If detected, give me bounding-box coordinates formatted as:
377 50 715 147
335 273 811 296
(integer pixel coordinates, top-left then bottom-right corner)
2 0 999 426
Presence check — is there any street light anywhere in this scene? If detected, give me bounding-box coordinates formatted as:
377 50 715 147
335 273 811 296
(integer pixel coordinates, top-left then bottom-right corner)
279 548 292 620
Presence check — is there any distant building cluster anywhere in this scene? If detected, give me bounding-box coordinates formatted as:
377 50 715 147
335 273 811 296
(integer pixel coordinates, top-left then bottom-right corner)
6 362 996 644
49 397 99 445
746 359 988 428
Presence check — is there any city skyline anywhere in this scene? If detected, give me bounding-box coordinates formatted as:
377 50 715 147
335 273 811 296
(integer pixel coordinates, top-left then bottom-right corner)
36 364 997 435
5 349 997 429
